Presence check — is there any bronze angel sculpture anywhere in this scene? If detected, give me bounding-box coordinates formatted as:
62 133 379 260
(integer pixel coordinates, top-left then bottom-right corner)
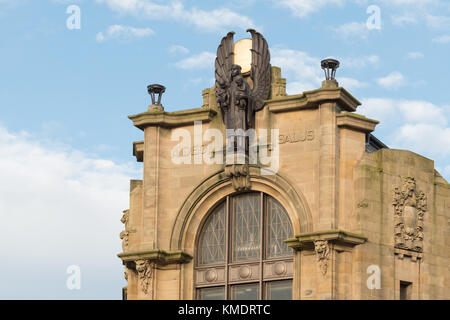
215 29 271 133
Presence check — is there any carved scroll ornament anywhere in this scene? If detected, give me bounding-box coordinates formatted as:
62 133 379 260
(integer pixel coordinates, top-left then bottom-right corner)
393 177 427 252
224 163 251 191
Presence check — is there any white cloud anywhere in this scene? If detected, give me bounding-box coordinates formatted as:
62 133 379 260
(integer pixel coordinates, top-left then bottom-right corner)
276 0 343 18
169 45 190 55
376 71 406 89
395 123 450 157
52 0 82 3
0 0 28 9
360 98 448 126
96 25 154 42
339 77 368 90
432 35 450 43
359 98 397 123
271 48 368 93
0 125 138 298
382 0 438 5
94 0 255 32
333 22 370 40
359 98 450 165
387 2 450 28
271 48 322 93
397 100 447 126
391 14 418 26
174 51 215 70
341 55 380 68
407 51 424 59
426 14 450 29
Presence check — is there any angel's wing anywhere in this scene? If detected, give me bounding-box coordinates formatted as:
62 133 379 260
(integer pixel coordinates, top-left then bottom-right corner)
247 29 271 111
215 32 235 88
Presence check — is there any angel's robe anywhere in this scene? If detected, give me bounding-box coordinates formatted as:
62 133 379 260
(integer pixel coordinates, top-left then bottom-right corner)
228 78 252 132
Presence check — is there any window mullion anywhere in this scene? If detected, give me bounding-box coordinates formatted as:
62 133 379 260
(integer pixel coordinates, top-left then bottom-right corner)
225 195 230 300
259 192 264 300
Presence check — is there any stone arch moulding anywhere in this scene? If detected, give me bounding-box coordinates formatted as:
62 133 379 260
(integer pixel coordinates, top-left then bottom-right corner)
169 167 313 253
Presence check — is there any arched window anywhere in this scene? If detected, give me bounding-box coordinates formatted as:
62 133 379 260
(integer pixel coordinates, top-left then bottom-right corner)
196 192 294 300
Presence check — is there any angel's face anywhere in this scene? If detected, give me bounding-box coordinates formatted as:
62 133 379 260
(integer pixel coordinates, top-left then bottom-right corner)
231 64 242 77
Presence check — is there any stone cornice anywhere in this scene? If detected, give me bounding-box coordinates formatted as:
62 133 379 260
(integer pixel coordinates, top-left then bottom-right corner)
129 107 217 130
285 230 367 250
336 112 379 133
118 249 193 265
267 87 361 113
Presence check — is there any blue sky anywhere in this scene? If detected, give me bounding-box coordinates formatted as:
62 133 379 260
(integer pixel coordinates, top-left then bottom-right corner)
0 0 449 299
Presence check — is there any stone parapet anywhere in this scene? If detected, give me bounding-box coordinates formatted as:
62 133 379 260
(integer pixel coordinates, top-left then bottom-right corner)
129 107 217 130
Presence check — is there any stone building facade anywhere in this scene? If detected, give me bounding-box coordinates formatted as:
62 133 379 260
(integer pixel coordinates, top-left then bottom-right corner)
118 37 450 300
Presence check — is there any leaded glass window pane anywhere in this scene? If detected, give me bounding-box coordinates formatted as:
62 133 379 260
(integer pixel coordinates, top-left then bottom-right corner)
232 193 260 262
198 202 226 265
198 287 225 300
231 283 259 300
266 196 293 258
265 280 292 300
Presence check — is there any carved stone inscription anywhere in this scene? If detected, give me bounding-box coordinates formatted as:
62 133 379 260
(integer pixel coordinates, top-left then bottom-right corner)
279 128 314 144
393 177 427 253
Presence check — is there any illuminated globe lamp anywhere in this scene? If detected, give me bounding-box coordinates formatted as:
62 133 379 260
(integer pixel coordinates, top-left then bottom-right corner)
147 84 166 111
233 38 252 74
321 58 340 88
233 38 253 88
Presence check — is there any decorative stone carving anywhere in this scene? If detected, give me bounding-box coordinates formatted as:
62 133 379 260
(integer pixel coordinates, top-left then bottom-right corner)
120 230 129 250
204 269 218 283
238 265 252 279
215 29 271 133
357 200 369 208
124 266 129 281
393 177 427 253
224 163 251 191
135 259 154 295
120 210 130 250
121 210 129 225
273 262 287 276
314 240 330 276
